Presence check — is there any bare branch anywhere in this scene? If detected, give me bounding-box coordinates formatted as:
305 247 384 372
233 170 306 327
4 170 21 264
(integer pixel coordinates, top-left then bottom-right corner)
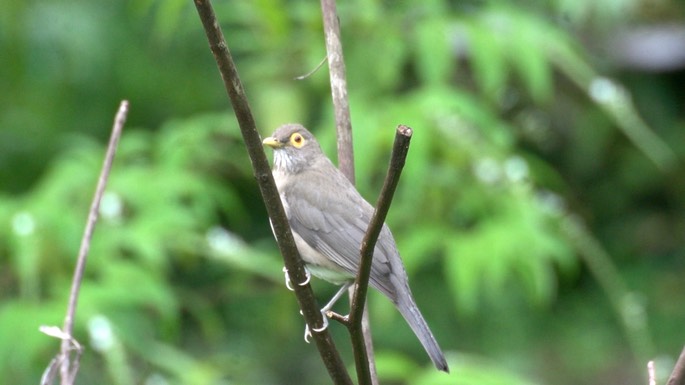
319 2 380 383
54 100 128 385
349 125 413 384
320 0 354 182
192 1 352 384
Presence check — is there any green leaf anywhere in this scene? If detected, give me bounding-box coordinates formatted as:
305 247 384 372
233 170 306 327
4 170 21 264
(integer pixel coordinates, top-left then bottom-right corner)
414 17 454 86
507 12 553 103
465 15 508 98
0 301 62 380
79 260 178 321
414 352 541 385
446 235 480 314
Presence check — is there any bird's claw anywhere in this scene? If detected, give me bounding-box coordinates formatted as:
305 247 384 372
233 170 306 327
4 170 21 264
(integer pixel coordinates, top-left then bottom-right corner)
283 266 311 291
283 267 294 291
303 310 329 343
301 269 311 286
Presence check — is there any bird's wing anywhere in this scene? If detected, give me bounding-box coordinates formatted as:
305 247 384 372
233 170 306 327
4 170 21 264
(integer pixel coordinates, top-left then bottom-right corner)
285 169 400 299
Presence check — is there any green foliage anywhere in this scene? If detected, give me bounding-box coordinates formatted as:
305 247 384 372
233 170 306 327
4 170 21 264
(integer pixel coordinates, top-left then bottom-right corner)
464 6 555 103
0 115 281 384
414 353 542 385
0 0 683 384
345 86 577 316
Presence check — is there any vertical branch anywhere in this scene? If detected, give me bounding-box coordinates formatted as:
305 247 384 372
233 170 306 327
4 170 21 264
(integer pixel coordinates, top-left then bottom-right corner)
58 100 128 385
319 1 379 384
320 0 354 182
317 1 417 383
192 1 352 384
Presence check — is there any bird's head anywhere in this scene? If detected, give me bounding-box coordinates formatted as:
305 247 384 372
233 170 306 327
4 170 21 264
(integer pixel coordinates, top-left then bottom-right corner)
263 124 324 173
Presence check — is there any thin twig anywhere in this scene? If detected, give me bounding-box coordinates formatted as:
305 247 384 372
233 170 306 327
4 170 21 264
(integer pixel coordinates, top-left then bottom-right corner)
191 1 352 384
349 125 413 384
56 100 128 385
667 345 685 385
294 55 328 80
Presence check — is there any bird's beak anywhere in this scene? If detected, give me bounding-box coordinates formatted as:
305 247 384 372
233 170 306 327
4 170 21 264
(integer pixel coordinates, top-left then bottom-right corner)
262 136 283 148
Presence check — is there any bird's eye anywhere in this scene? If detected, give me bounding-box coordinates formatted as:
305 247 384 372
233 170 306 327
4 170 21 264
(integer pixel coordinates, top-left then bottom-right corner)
290 133 305 148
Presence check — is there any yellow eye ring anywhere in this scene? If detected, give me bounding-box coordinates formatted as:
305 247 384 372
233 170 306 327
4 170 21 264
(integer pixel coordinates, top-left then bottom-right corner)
290 133 305 148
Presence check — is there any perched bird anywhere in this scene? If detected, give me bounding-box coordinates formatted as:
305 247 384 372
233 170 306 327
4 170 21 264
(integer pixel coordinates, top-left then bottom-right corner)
263 123 449 372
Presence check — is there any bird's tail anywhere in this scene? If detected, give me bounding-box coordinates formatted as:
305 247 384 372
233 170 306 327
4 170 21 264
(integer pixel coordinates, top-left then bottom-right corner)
396 292 449 372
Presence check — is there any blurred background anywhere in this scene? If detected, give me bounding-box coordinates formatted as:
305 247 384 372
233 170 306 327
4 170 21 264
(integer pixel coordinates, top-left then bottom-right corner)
1 0 684 384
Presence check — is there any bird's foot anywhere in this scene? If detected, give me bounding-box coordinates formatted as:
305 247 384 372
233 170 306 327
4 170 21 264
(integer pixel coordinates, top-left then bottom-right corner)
303 309 329 343
283 266 311 291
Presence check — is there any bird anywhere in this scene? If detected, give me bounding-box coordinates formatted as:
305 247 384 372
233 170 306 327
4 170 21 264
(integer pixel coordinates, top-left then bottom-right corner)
262 123 449 372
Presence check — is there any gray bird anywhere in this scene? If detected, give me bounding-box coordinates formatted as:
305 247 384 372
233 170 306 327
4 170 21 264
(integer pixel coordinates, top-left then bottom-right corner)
263 123 449 372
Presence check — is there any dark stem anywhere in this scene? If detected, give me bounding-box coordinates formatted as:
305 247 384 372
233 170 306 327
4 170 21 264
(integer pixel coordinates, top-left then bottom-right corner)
349 125 413 384
667 345 685 385
59 100 128 385
192 2 352 384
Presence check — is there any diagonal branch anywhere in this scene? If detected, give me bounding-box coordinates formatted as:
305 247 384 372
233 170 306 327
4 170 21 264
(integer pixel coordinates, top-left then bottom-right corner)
667 345 685 385
55 100 128 385
192 1 352 384
349 125 413 384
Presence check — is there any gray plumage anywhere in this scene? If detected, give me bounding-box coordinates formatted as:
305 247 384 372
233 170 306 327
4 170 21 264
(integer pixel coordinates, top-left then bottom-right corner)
263 123 449 372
